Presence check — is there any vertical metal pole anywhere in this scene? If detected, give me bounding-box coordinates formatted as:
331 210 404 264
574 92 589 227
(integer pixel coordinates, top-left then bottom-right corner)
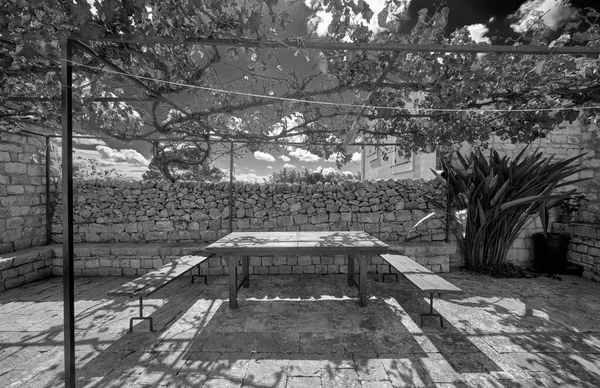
229 142 233 233
445 163 451 243
61 38 75 388
45 136 51 244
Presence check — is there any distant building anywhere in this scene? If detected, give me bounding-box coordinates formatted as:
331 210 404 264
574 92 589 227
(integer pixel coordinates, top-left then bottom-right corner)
361 141 437 180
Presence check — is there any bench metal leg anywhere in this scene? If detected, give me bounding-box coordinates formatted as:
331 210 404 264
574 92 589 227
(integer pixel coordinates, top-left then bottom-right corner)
385 264 399 282
130 296 153 332
420 293 443 327
190 265 208 284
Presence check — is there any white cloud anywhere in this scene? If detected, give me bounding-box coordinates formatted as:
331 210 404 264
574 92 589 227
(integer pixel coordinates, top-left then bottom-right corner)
74 138 107 147
314 166 356 176
288 147 320 162
253 151 276 162
305 0 412 38
466 24 491 44
283 163 296 168
267 165 273 169
279 155 291 162
72 146 149 180
509 0 578 33
96 146 150 166
326 153 342 163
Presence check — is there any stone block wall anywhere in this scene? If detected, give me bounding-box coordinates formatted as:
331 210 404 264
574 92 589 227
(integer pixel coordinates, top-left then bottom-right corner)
449 119 600 267
0 239 457 290
47 241 455 278
0 245 54 291
0 131 48 254
51 179 447 244
553 223 600 281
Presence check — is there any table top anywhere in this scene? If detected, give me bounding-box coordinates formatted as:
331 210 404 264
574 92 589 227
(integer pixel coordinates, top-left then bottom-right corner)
204 231 389 256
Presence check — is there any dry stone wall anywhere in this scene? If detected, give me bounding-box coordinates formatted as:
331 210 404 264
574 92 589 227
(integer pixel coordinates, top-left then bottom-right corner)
0 131 48 254
51 179 447 245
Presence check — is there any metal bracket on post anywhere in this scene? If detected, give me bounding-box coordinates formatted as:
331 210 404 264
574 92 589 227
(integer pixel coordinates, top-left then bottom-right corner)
130 296 153 332
420 293 444 327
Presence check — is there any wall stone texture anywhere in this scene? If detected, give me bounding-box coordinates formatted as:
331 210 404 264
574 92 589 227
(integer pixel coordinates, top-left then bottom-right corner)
51 178 447 245
554 223 600 281
488 119 599 224
450 119 600 267
0 132 48 254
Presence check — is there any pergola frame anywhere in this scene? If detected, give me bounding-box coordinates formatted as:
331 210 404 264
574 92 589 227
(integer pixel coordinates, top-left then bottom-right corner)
57 35 600 387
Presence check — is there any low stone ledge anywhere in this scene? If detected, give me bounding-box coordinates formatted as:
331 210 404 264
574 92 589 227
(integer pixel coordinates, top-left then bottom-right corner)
1 240 456 291
0 245 55 291
50 241 453 275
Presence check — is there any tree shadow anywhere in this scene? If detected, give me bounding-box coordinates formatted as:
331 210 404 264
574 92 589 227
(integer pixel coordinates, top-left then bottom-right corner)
415 270 600 387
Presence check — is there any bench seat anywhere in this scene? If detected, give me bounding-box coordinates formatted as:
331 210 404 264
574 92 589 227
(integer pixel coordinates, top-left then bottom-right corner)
381 253 462 327
108 253 212 331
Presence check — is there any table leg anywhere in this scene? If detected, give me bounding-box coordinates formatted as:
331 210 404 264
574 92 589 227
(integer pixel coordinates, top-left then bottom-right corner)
358 254 368 307
348 254 355 287
228 253 238 309
242 255 249 288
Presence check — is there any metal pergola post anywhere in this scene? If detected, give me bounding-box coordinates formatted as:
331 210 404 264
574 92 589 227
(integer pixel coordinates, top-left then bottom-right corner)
45 135 52 244
229 142 234 233
61 38 75 388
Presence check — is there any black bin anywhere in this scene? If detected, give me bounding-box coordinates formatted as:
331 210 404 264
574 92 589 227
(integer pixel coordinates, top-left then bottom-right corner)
532 232 570 274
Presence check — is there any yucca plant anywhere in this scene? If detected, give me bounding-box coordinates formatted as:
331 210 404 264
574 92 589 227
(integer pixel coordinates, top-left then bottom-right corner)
435 147 588 270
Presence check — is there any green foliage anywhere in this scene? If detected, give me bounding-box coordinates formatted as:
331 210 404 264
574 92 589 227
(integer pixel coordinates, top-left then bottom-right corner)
267 168 360 184
2 1 599 169
438 148 588 269
142 140 224 182
142 162 224 182
48 141 127 182
73 157 126 181
559 192 587 215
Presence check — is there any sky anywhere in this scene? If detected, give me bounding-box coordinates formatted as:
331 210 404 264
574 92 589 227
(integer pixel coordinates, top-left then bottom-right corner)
73 0 598 182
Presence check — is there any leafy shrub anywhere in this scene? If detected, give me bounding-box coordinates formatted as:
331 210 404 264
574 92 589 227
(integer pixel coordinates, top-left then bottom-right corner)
437 148 587 269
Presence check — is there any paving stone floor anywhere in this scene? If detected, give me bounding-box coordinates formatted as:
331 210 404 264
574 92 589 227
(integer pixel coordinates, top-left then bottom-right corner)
0 270 599 387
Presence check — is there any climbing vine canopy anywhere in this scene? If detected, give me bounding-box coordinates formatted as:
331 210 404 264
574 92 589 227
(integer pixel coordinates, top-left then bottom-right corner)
1 0 599 174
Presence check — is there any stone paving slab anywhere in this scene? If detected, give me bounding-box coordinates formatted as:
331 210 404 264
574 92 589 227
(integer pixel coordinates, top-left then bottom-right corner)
0 271 599 387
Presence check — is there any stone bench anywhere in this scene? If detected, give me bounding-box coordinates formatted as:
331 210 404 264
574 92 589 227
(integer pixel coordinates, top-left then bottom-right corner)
0 245 54 291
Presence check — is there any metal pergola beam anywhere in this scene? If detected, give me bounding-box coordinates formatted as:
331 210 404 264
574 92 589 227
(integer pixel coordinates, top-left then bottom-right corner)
75 34 600 56
5 96 159 103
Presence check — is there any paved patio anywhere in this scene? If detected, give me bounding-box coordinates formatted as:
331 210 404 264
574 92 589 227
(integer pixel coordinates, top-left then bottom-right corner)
0 270 599 387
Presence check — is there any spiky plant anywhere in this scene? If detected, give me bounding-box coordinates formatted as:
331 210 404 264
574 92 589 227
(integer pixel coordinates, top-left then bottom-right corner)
439 147 587 269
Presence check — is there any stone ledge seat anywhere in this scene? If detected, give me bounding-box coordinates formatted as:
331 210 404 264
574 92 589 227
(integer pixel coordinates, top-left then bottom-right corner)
0 245 54 291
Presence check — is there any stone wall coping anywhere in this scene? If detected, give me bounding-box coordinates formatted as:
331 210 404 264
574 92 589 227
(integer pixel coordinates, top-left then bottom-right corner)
0 245 56 269
3 241 457 261
52 242 207 257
